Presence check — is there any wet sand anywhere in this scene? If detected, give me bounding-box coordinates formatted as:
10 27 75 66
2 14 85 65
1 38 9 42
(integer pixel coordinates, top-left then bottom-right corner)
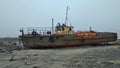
0 38 120 68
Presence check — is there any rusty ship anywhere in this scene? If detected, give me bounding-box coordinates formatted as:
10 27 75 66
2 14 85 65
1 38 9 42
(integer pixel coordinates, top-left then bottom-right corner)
19 7 117 49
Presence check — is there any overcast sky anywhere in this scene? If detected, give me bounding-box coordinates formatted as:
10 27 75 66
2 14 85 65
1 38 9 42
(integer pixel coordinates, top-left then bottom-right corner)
0 0 120 38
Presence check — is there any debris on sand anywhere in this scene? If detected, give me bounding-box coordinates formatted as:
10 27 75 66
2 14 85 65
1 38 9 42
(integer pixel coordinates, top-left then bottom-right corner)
9 54 15 61
0 38 24 52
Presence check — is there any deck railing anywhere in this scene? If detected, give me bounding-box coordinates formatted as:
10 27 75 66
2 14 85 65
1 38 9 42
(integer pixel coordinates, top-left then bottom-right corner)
20 27 55 35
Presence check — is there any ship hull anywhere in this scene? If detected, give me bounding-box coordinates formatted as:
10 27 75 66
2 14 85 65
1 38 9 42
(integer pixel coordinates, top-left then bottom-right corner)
19 32 117 49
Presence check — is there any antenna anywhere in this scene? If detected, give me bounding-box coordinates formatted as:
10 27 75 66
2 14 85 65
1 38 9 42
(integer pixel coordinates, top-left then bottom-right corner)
65 6 70 25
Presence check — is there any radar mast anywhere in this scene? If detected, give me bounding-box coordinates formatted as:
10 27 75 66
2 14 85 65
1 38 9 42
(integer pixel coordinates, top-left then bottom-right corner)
65 6 70 25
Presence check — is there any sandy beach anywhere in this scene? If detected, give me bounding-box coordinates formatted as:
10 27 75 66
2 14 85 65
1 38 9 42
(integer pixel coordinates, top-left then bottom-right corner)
0 38 120 68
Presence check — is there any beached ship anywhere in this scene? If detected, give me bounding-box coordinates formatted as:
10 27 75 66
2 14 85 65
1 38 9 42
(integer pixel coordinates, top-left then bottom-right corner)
19 7 117 48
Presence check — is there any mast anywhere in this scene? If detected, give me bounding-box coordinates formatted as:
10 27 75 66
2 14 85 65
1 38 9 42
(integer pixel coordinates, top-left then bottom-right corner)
52 18 54 34
65 6 69 25
90 26 91 31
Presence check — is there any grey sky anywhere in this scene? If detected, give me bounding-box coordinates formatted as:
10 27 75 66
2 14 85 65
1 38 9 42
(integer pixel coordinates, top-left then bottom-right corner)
0 0 120 38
